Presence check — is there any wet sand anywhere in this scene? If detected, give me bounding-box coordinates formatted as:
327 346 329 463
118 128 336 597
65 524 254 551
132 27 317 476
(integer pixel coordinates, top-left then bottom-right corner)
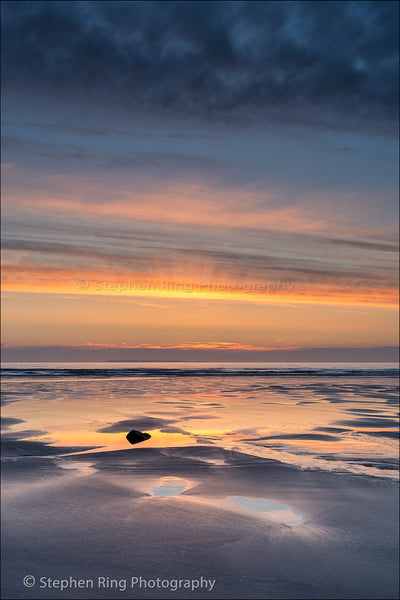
2 444 399 599
2 368 399 598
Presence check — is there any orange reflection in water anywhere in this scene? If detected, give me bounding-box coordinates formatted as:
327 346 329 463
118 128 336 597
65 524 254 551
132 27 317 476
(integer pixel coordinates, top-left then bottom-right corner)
26 429 196 453
2 372 398 478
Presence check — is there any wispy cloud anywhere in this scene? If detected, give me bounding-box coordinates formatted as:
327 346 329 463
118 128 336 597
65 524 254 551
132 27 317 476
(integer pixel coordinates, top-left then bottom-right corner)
1 1 397 354
2 207 398 306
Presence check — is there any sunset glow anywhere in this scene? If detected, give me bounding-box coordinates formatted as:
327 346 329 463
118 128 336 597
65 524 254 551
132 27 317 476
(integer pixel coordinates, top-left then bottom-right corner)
2 5 399 600
1 1 398 362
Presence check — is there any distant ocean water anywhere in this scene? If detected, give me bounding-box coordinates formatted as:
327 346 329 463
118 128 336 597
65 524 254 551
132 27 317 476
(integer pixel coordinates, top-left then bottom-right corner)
1 362 399 378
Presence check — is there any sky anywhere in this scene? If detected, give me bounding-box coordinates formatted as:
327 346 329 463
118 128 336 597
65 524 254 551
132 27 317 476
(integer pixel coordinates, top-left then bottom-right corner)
1 0 399 362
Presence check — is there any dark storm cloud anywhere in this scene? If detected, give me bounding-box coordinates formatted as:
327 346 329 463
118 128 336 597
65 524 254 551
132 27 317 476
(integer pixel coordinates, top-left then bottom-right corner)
2 1 398 132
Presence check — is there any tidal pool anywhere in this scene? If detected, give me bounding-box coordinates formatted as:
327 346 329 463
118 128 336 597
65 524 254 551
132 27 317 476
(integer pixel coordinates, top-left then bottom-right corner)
152 477 188 497
229 495 304 525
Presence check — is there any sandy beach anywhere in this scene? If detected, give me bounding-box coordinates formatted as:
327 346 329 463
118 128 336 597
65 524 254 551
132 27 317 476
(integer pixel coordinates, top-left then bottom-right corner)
3 1 398 597
2 444 399 599
1 365 399 599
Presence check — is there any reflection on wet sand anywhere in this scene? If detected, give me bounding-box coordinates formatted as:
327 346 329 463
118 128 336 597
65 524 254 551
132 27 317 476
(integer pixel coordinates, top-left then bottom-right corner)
2 372 398 477
1 367 399 600
152 477 188 497
229 496 304 525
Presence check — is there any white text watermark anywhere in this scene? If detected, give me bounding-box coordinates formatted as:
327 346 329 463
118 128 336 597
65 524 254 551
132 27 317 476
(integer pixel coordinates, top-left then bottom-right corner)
23 575 216 593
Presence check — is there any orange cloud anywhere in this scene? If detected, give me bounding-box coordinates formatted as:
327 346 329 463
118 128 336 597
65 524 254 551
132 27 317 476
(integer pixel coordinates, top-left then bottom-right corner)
1 263 397 307
3 165 393 237
64 341 298 351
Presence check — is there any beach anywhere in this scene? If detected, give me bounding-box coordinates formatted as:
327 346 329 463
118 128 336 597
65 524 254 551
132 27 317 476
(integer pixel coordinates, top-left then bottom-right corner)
3 2 398 598
1 364 399 599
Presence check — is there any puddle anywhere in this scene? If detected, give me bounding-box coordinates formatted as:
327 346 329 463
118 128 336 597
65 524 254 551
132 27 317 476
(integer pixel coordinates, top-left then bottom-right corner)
58 461 94 474
229 496 304 525
152 477 188 497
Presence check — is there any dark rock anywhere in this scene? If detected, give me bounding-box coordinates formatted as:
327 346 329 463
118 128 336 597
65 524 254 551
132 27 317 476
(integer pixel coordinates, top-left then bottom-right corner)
126 430 151 445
